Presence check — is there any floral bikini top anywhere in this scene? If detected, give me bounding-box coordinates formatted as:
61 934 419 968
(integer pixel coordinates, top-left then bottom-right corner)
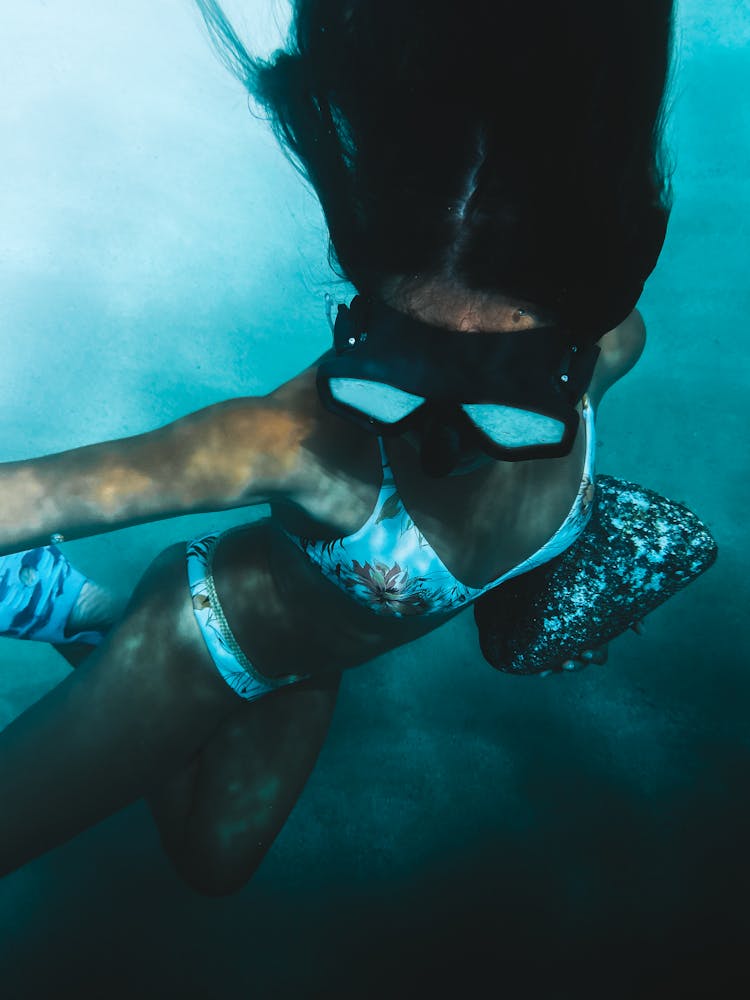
284 396 596 617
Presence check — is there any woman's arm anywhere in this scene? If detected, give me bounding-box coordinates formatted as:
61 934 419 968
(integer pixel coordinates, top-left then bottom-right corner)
587 309 647 412
0 396 309 554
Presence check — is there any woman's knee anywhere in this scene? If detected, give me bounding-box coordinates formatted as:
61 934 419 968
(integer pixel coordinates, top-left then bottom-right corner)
165 828 267 897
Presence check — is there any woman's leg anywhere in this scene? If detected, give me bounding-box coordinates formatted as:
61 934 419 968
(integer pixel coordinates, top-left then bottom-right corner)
146 673 341 896
55 635 341 896
2 542 341 894
0 542 243 877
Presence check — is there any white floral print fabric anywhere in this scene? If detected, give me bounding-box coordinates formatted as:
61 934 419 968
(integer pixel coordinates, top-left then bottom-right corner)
286 397 597 617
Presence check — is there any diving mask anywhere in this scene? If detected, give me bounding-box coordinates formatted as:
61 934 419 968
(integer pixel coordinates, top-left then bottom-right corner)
317 295 600 476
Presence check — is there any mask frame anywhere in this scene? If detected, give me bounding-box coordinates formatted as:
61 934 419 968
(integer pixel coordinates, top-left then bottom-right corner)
316 295 600 469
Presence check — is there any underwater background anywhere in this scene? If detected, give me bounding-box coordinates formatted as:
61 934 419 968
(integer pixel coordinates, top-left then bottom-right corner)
0 0 747 995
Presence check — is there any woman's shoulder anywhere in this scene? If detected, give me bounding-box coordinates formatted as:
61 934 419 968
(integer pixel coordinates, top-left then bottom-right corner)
587 309 647 411
265 359 322 415
263 357 376 505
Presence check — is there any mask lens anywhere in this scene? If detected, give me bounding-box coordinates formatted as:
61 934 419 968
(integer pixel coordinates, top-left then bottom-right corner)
328 378 426 424
461 403 566 448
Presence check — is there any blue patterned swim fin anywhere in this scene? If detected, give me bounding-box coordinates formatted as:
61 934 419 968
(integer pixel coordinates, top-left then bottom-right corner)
0 546 104 646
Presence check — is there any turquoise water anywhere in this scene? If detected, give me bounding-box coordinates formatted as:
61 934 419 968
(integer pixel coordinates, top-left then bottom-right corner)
0 1 747 993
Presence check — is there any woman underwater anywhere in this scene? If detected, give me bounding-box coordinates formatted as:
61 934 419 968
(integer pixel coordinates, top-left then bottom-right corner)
0 0 676 895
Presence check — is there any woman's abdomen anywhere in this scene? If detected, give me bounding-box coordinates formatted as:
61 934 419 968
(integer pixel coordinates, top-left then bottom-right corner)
209 518 450 681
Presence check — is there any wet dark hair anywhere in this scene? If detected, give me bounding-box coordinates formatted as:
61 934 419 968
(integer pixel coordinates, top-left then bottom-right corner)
196 0 676 340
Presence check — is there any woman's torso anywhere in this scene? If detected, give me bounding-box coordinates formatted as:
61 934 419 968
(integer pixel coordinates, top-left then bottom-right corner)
209 361 594 679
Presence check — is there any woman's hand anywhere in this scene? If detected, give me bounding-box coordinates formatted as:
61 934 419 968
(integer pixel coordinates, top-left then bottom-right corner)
552 642 609 677
558 642 610 673
540 618 646 676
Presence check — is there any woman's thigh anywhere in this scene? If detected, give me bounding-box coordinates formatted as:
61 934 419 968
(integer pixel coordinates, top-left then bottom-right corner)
151 670 341 896
0 541 241 877
146 524 343 894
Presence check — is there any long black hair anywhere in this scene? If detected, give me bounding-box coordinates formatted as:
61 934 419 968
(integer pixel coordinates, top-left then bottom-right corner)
196 0 676 339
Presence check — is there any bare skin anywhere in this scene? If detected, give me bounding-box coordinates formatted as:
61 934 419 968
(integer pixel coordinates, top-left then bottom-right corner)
0 289 645 893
